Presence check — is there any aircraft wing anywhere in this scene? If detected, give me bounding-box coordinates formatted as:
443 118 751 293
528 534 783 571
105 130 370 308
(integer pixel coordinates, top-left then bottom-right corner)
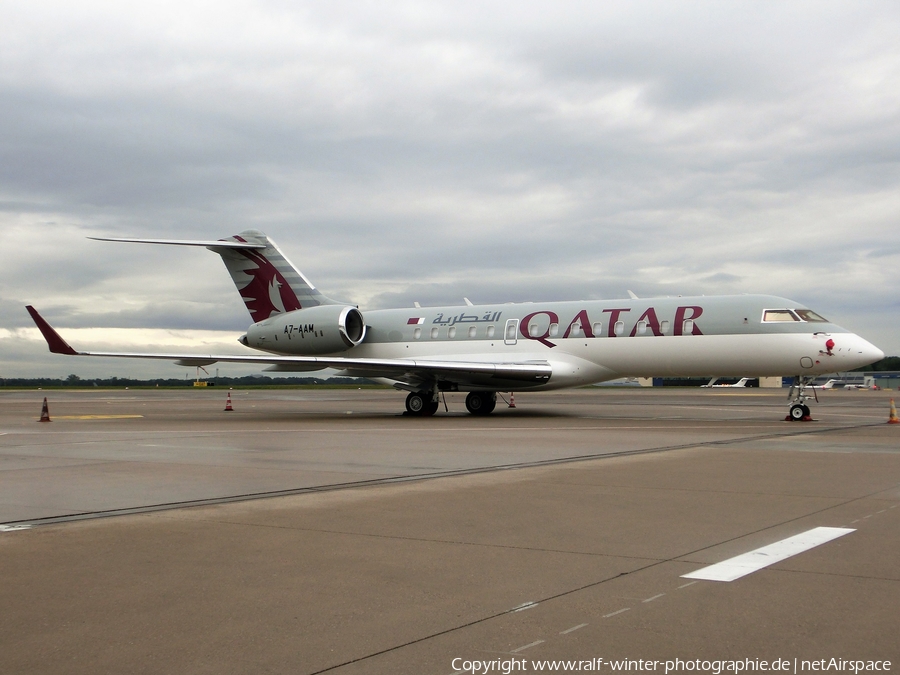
26 306 552 389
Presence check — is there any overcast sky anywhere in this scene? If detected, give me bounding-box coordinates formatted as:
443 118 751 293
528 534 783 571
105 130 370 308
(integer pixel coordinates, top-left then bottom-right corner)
1 1 898 379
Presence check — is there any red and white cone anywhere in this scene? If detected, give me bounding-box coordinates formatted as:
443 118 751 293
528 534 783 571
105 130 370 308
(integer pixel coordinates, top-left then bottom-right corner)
889 398 899 424
508 392 516 408
39 397 51 423
224 392 234 412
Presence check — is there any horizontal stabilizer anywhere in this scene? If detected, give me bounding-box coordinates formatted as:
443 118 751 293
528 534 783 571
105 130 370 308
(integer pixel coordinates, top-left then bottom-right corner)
88 237 265 250
90 230 335 321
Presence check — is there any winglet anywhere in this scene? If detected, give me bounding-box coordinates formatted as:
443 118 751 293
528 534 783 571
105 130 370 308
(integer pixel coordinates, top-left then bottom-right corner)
25 306 79 356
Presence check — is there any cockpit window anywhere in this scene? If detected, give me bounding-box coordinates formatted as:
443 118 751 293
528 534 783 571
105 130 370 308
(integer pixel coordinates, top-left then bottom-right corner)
762 309 800 322
794 309 828 322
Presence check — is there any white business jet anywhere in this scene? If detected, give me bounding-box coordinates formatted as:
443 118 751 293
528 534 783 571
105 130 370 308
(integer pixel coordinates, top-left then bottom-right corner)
27 231 884 420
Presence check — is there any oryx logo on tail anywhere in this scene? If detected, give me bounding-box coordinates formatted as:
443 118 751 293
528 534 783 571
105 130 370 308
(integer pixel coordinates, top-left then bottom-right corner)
230 248 302 322
213 231 337 322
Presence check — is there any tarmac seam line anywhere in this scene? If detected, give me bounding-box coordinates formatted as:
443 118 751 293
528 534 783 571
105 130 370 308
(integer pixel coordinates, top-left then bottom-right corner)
2 420 884 528
147 517 665 562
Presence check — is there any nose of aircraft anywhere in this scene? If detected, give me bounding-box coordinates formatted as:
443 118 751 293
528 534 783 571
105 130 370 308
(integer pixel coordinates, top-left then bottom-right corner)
846 334 884 368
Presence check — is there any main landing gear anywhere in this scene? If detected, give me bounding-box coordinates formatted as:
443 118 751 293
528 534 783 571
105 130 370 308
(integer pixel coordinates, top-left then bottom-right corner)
465 392 496 416
403 391 498 416
786 375 817 421
405 391 440 416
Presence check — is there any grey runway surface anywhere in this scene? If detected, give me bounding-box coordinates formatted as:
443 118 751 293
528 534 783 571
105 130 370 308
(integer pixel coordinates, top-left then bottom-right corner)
0 388 898 674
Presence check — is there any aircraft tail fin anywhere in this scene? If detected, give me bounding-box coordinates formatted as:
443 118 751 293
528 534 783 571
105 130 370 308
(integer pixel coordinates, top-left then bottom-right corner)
211 230 336 322
90 230 336 323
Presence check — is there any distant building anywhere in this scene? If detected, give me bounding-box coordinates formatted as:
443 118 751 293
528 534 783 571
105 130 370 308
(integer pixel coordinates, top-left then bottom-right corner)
649 371 900 389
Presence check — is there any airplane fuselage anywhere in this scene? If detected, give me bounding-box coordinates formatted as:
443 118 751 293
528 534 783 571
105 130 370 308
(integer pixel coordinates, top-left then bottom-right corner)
244 294 882 390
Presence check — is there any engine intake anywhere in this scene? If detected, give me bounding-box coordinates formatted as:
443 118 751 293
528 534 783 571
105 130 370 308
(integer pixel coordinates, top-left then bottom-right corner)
244 305 366 355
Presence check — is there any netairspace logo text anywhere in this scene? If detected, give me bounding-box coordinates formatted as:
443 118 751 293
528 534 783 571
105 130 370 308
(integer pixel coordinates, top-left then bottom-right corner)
450 658 892 674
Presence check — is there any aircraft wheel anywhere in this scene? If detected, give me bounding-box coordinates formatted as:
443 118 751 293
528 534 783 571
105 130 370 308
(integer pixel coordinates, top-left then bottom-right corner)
465 392 496 415
422 400 439 416
406 392 426 415
802 404 811 417
789 404 805 421
465 392 485 414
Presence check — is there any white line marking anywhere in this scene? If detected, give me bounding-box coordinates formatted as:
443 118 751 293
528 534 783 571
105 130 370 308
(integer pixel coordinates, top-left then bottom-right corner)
560 623 588 635
890 505 898 509
863 515 872 519
0 525 31 532
677 581 698 589
876 510 886 514
511 640 544 653
511 601 538 612
643 593 665 603
682 527 855 582
850 520 859 524
603 608 631 618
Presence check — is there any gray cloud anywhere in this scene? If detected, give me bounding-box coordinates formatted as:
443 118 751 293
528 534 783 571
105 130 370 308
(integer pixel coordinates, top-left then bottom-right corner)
1 1 899 377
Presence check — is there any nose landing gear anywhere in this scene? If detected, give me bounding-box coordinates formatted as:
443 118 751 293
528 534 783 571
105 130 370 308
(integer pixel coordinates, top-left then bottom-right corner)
788 402 811 421
785 376 816 421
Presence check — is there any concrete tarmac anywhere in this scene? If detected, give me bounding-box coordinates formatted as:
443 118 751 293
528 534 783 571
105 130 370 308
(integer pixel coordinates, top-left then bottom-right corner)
0 388 897 674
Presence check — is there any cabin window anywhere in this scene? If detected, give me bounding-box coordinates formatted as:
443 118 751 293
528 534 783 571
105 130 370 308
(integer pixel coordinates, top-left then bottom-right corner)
431 327 439 339
448 326 457 338
637 320 647 335
468 326 477 338
682 319 694 334
549 323 559 337
794 309 828 323
570 324 581 337
413 327 421 340
660 320 670 334
487 325 495 338
529 323 540 337
763 309 799 322
614 320 625 336
592 322 602 336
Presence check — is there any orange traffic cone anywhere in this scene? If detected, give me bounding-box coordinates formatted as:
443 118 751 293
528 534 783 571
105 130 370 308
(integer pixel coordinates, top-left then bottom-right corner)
224 392 234 412
889 398 899 424
508 392 516 408
39 397 51 422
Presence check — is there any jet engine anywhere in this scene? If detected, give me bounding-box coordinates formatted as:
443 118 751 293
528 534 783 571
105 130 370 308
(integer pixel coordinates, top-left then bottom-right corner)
241 305 366 355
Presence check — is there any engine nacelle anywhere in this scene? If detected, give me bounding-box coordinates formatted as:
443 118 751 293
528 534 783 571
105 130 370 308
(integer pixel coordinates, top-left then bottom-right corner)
241 305 366 355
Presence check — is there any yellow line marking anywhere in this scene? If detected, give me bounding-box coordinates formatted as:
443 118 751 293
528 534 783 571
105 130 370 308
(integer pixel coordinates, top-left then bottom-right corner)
45 415 145 420
703 393 785 397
